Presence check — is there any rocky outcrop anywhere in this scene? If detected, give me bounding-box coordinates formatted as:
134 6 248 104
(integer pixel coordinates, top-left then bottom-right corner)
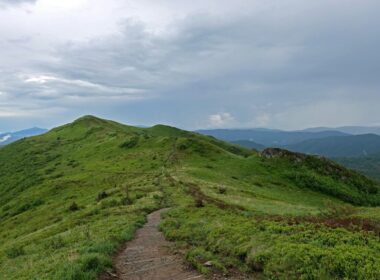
261 148 308 163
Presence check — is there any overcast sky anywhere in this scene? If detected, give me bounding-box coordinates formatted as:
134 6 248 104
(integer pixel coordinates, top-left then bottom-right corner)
0 0 379 131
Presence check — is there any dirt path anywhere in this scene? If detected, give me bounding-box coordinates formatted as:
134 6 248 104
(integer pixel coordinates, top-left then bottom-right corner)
100 209 205 280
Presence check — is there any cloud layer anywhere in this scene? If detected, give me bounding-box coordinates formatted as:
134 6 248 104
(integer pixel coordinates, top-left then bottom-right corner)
0 0 379 131
0 0 36 4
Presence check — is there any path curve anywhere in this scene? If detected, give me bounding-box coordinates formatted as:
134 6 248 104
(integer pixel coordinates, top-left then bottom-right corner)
101 209 204 280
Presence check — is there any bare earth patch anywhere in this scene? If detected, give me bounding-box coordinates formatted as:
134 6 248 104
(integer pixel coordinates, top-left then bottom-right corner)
99 209 205 280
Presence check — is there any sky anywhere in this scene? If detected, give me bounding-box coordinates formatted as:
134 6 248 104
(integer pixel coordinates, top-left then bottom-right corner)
0 0 379 132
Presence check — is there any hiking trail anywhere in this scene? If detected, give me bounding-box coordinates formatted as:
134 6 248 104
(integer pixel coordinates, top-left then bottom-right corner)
100 209 205 280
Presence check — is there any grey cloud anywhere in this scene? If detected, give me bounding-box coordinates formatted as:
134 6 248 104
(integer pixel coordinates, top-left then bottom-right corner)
0 0 35 3
0 0 36 6
1 0 380 130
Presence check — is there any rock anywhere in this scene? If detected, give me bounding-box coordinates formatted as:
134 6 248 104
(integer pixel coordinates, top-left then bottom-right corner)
204 261 213 267
261 148 307 162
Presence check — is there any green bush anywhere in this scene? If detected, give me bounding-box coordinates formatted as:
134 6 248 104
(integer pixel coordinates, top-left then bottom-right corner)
69 201 80 212
119 136 139 149
5 245 25 259
218 185 227 194
96 191 108 201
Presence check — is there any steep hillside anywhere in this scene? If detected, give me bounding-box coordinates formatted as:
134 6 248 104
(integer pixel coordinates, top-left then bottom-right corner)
286 134 380 157
197 128 348 146
1 116 380 279
337 154 380 180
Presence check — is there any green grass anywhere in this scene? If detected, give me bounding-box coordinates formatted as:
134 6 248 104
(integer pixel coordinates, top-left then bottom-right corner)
0 116 170 279
161 205 380 279
1 115 380 279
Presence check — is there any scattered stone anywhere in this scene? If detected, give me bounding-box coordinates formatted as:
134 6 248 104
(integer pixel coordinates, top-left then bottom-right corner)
204 261 213 267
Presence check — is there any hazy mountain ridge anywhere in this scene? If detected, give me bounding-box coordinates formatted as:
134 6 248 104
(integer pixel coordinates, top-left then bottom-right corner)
230 140 266 151
285 134 380 157
0 127 47 145
200 128 380 180
302 126 380 135
197 128 348 146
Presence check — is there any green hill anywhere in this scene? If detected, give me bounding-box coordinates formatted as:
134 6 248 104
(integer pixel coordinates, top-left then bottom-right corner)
1 116 380 279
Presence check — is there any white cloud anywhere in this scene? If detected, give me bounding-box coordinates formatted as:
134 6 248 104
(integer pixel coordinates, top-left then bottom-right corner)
254 113 271 127
0 0 36 6
23 74 145 97
208 113 234 127
0 134 11 143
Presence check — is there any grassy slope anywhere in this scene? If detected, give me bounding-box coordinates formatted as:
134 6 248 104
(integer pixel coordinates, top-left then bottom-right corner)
336 154 380 181
0 116 173 279
0 116 379 279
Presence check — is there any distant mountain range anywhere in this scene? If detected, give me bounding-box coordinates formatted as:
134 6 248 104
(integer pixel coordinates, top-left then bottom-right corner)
198 127 380 180
197 128 348 146
230 140 266 151
0 127 48 145
285 134 380 157
301 126 380 135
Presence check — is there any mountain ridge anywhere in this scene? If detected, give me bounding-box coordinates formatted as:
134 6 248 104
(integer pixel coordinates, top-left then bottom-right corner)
285 134 380 157
1 116 380 279
0 127 47 145
197 128 349 146
301 126 380 135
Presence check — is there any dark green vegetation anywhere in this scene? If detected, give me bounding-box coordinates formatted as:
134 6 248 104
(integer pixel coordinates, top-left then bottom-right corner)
337 154 380 180
285 134 380 157
1 116 380 279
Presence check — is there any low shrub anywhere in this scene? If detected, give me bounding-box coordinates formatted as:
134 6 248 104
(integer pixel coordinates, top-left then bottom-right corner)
69 201 79 212
45 236 66 250
119 136 139 149
5 245 25 259
320 203 357 218
96 191 108 201
218 185 227 194
161 206 380 279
